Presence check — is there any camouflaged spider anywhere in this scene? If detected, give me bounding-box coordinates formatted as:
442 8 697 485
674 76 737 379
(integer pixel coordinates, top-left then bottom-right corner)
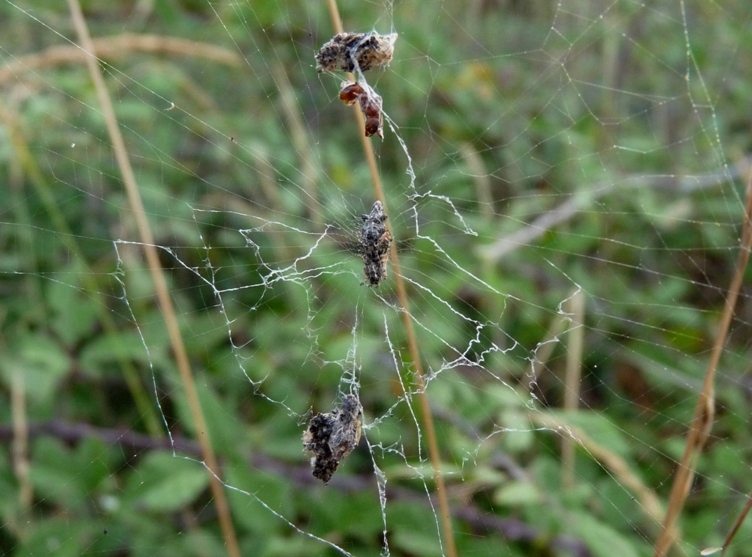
302 394 363 483
360 200 391 287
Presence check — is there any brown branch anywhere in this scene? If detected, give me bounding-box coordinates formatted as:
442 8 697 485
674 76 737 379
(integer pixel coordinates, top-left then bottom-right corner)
0 420 592 557
0 33 242 85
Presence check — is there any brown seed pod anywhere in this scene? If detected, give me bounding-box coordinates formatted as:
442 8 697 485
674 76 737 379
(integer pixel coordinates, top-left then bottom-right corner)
315 32 397 73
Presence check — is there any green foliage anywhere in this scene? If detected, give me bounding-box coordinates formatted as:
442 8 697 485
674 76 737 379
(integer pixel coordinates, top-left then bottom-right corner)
123 452 209 513
2 1 752 556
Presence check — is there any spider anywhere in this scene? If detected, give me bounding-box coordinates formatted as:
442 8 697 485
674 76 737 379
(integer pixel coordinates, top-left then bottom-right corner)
315 31 397 74
339 81 384 139
360 200 391 287
302 394 363 483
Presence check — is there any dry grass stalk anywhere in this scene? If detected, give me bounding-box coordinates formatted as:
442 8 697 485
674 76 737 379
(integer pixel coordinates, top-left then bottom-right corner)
0 33 241 85
66 2 241 556
0 101 164 438
11 367 33 514
531 412 667 528
325 1 458 555
458 143 494 220
653 173 752 557
562 289 584 489
717 494 752 555
271 65 321 226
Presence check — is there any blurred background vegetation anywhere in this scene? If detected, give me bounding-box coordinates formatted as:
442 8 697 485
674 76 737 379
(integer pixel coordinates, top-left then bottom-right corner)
1 1 752 556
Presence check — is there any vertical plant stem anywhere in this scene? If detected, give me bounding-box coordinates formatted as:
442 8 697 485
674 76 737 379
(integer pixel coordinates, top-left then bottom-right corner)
562 289 584 489
525 311 568 393
0 104 163 439
653 174 752 557
530 412 665 525
272 64 321 226
66 3 241 556
323 3 458 556
719 493 752 555
11 366 33 515
458 143 493 220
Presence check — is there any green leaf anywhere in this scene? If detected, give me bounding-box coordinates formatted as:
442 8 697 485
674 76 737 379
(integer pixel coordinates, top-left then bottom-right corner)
392 528 443 557
174 380 246 452
28 445 83 510
125 451 209 513
78 329 154 377
225 459 293 536
543 409 631 457
12 333 71 406
493 480 542 506
568 511 641 557
500 409 535 453
47 269 99 347
390 501 444 557
18 518 94 557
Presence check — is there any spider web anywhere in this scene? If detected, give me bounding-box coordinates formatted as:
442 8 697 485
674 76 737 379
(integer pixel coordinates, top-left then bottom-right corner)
1 1 752 556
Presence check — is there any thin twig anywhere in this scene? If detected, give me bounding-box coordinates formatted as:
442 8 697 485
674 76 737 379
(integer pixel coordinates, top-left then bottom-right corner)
323 3 458 556
653 171 752 557
65 3 240 556
0 419 592 557
478 156 752 263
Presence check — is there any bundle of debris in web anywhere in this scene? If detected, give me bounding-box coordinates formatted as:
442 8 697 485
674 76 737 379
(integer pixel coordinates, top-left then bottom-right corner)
339 81 384 139
302 394 363 483
315 31 397 73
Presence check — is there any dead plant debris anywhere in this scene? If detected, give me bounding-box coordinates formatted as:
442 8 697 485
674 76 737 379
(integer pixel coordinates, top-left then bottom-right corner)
315 31 397 73
339 80 384 139
302 394 363 483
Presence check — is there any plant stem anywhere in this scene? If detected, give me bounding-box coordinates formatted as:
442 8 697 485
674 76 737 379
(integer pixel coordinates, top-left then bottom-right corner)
323 3 458 555
66 2 241 556
0 104 163 439
562 289 584 489
653 171 752 557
